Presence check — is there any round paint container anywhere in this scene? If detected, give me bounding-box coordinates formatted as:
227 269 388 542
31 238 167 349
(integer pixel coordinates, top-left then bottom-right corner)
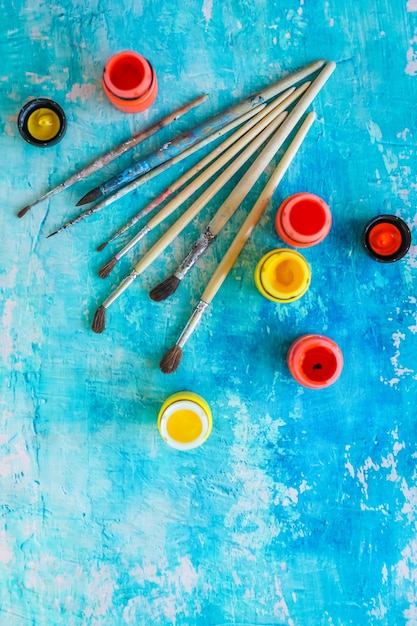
102 50 158 113
158 391 212 451
254 248 311 303
287 334 343 389
275 192 332 247
362 214 411 263
17 98 67 147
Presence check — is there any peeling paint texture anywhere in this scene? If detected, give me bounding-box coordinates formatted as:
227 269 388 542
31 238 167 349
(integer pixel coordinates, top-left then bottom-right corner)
1 1 417 625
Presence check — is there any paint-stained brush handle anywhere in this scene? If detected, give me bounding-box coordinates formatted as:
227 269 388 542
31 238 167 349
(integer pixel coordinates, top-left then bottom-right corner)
201 112 317 304
77 59 326 204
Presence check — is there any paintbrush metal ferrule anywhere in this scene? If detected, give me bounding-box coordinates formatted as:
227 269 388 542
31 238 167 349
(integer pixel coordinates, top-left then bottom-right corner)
102 270 139 309
175 228 216 280
176 301 209 349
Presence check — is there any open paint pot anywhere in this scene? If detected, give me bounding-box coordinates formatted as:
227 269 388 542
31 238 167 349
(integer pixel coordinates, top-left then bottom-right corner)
158 391 212 451
102 50 158 113
17 98 66 147
287 334 343 389
254 248 311 303
362 214 411 263
275 192 332 247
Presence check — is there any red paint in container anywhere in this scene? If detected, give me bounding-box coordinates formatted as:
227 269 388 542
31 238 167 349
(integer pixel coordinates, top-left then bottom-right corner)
287 334 343 389
275 192 332 247
102 51 158 113
362 214 411 262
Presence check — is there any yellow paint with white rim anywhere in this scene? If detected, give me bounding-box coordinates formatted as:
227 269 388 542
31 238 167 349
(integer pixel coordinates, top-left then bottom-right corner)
158 391 212 450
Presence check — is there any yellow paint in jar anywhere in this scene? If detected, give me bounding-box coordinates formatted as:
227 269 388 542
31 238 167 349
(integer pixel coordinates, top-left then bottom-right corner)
254 248 311 302
27 108 61 142
158 391 212 451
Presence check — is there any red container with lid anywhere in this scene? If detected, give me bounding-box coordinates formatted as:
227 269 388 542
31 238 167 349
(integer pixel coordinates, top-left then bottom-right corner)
287 334 343 389
275 192 332 247
362 214 411 263
102 50 158 113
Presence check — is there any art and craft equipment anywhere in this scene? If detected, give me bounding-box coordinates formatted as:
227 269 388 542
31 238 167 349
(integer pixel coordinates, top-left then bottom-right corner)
157 391 212 451
275 192 332 247
18 98 66 147
97 103 290 279
76 59 326 206
94 102 270 251
102 50 158 113
95 84 309 251
287 334 344 388
150 62 335 301
159 112 316 374
91 107 289 332
362 214 411 262
17 95 207 218
97 89 310 278
50 90 287 240
254 248 311 303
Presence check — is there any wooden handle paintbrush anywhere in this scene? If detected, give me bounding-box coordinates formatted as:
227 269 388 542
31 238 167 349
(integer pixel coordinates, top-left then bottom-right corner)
159 111 317 374
47 87 295 239
91 108 289 333
95 83 308 251
17 94 208 218
77 60 325 206
151 62 336 301
97 96 293 279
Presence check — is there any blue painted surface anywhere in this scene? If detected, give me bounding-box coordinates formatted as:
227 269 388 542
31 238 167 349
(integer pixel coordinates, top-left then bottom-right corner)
1 1 417 624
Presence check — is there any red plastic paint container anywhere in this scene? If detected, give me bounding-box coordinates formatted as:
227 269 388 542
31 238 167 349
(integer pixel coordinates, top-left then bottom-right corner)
362 214 411 263
102 51 158 113
287 334 343 389
275 192 332 247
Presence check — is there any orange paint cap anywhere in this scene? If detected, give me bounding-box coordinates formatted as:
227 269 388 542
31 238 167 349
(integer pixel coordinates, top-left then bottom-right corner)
102 50 158 114
363 214 411 263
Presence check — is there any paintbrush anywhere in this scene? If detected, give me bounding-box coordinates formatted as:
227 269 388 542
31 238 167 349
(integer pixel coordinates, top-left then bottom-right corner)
17 94 208 218
97 95 294 279
150 62 335 301
77 59 325 206
46 100 270 239
96 83 309 251
159 111 317 374
91 107 290 333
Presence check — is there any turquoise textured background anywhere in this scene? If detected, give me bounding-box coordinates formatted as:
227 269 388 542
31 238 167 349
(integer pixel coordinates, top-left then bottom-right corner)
1 1 417 624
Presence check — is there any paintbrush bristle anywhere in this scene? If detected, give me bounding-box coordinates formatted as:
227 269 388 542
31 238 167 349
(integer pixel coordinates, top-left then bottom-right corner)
98 258 118 279
96 241 108 252
149 275 180 302
76 187 102 206
159 345 183 374
17 205 30 218
92 305 106 333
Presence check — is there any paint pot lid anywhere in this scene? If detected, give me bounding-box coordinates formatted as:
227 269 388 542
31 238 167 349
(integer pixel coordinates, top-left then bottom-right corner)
277 192 332 246
158 395 212 451
363 214 411 262
17 98 67 147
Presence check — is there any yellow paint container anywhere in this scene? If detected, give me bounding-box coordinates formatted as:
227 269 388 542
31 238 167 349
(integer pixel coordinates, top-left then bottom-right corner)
17 98 67 147
254 248 311 303
158 391 212 451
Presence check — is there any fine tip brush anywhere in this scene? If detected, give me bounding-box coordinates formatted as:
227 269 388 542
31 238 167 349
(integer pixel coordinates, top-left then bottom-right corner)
77 59 326 207
96 93 296 280
48 101 270 239
17 95 208 218
159 111 317 374
91 105 290 333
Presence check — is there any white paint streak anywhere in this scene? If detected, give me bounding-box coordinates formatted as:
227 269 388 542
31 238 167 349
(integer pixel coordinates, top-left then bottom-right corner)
66 83 98 103
202 0 213 25
407 0 417 11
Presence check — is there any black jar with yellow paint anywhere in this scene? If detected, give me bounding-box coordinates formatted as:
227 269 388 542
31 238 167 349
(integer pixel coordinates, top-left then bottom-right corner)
17 98 66 147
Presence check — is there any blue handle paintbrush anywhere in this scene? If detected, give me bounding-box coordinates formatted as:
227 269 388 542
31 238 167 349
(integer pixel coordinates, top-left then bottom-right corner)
76 59 325 207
